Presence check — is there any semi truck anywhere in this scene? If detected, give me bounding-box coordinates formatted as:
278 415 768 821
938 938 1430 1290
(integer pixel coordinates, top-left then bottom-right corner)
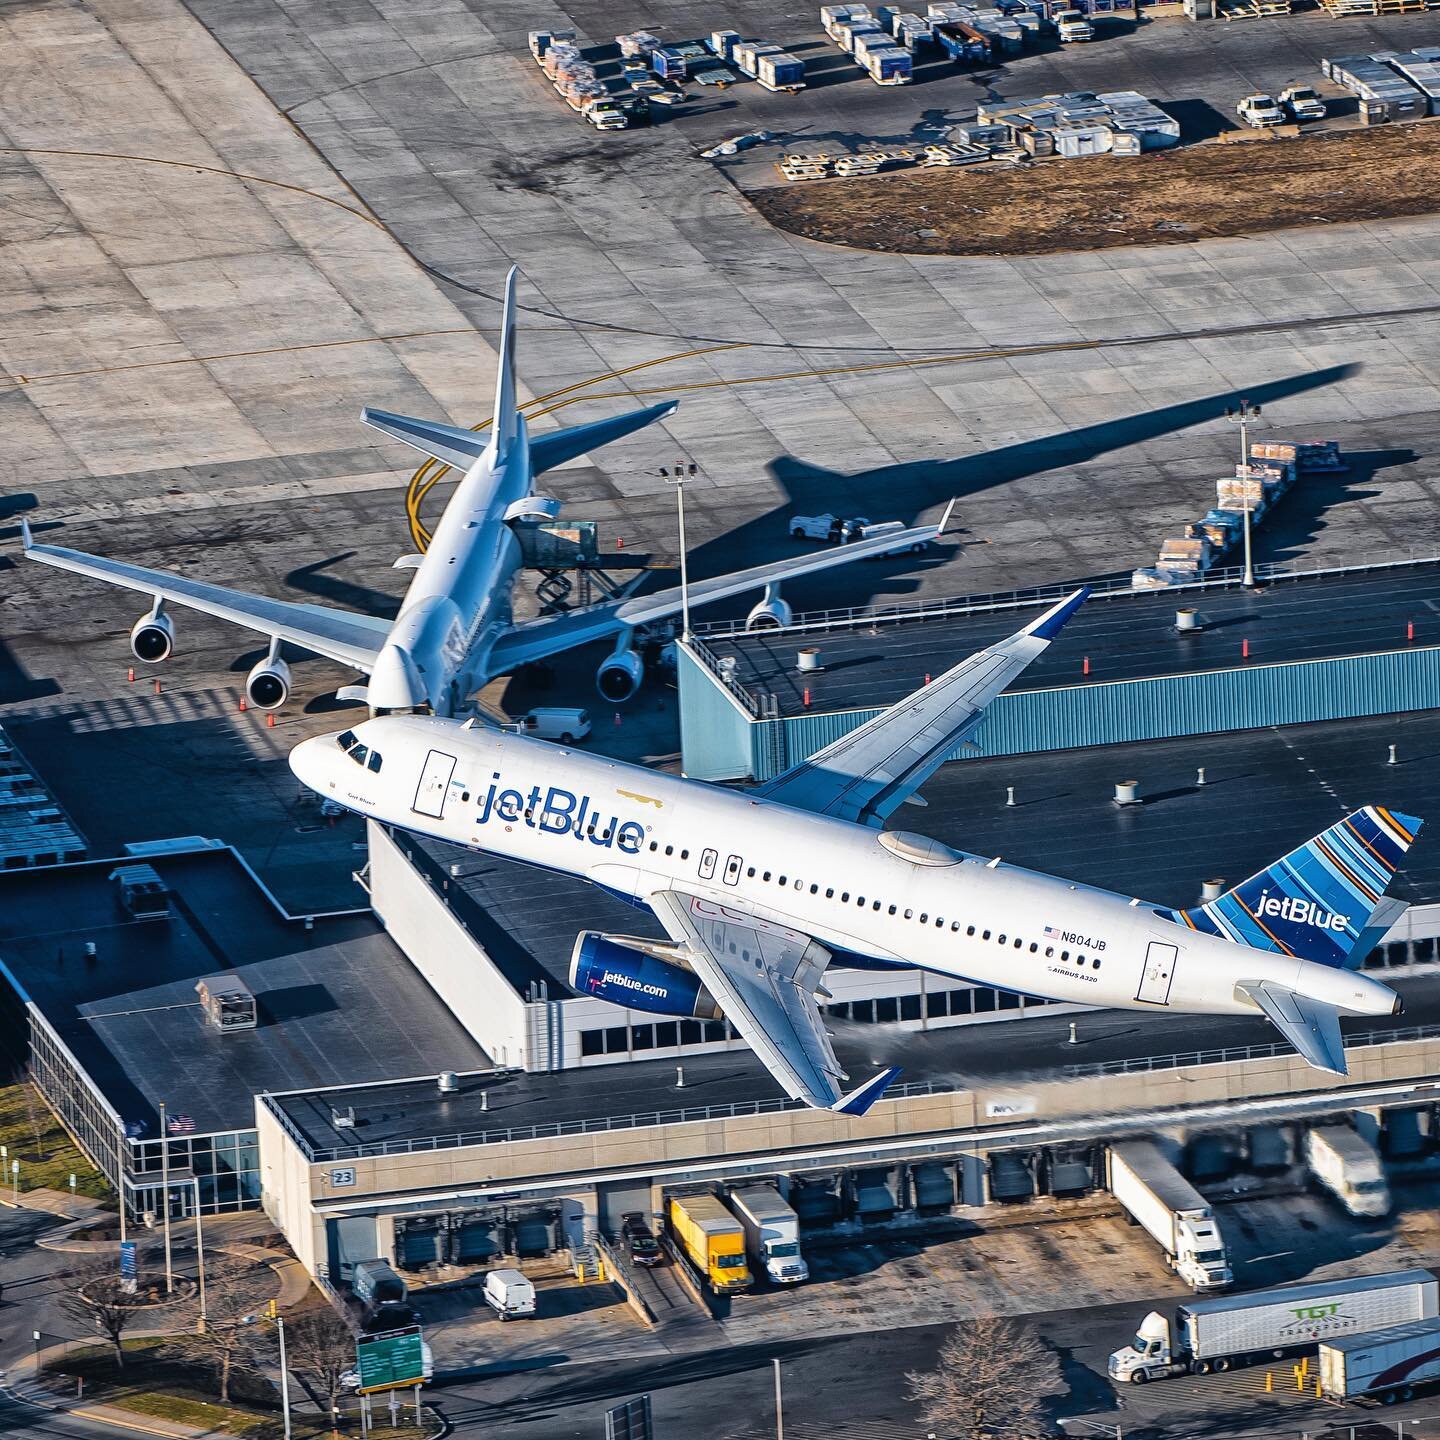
1109 1269 1440 1385
1106 1142 1232 1293
1306 1124 1392 1218
1320 1317 1440 1402
729 1187 809 1285
668 1194 752 1294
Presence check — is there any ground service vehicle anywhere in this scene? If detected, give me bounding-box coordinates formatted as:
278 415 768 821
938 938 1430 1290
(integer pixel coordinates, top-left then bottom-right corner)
1320 1318 1440 1402
621 1212 663 1268
1109 1270 1440 1384
352 1259 408 1308
484 1269 537 1320
1280 85 1326 120
729 1187 809 1285
517 707 591 743
1237 93 1285 127
1107 1142 1232 1292
669 1194 752 1293
1306 1124 1391 1217
583 99 628 130
790 513 857 543
1054 11 1095 41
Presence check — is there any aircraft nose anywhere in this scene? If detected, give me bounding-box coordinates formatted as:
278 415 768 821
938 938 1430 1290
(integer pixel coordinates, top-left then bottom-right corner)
289 735 333 796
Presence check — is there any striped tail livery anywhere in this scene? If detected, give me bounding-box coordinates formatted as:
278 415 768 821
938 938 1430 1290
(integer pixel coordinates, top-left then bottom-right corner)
1165 806 1422 970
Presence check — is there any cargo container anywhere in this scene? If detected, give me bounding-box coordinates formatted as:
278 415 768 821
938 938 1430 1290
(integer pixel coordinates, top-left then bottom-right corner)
529 28 575 63
617 30 663 59
1109 1270 1440 1385
708 29 742 60
1306 1125 1391 1218
758 53 807 91
1107 1142 1231 1292
669 1194 752 1294
1320 1318 1440 1401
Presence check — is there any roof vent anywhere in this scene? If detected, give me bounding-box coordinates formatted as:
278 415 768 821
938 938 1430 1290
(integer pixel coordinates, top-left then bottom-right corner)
437 1071 459 1094
195 975 257 1032
877 831 963 867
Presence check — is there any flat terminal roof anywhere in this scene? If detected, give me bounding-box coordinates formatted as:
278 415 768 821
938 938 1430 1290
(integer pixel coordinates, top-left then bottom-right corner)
703 563 1440 720
0 847 490 1138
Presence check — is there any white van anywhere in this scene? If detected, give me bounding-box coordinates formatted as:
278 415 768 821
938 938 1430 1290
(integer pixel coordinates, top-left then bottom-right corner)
484 1268 537 1320
517 707 591 744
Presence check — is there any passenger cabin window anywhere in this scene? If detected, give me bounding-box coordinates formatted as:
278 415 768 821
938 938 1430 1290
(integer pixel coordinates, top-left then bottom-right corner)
699 848 718 880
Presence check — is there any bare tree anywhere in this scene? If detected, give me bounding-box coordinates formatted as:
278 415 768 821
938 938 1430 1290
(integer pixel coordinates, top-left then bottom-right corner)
57 1257 142 1371
21 1078 46 1160
905 1315 1062 1440
172 1255 272 1402
285 1308 356 1431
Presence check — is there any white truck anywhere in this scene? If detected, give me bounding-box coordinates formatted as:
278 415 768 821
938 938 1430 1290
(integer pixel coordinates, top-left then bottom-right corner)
1306 1125 1391 1218
483 1268 537 1320
1320 1317 1440 1402
1053 9 1096 41
729 1186 809 1285
1109 1269 1440 1385
1107 1142 1232 1293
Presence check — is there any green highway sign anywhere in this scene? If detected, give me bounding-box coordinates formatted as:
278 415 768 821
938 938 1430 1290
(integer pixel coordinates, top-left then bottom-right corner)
356 1326 424 1394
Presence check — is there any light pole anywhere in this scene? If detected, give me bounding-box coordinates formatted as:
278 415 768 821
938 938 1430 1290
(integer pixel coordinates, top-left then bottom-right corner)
773 1356 784 1440
115 1126 128 1244
662 462 697 642
159 1100 173 1295
276 1315 293 1439
186 1177 207 1333
1223 400 1263 589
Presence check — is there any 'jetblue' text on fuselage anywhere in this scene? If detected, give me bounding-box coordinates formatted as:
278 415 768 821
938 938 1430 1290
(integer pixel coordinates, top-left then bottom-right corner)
476 774 645 853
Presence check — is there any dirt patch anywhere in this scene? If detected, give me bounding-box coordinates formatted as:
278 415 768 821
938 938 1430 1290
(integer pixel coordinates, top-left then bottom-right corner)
748 124 1440 256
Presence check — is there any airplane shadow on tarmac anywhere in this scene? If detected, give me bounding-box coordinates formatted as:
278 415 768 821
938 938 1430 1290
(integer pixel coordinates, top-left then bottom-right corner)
681 364 1360 619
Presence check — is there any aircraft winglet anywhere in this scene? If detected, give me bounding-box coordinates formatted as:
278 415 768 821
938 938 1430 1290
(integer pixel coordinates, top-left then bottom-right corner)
830 1066 902 1116
19 516 32 551
1023 585 1090 642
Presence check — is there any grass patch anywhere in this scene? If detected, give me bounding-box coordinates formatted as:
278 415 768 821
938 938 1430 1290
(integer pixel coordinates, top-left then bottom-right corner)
0 1080 111 1201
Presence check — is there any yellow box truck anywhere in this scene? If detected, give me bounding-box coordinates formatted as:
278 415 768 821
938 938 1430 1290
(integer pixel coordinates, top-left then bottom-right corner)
668 1194 752 1294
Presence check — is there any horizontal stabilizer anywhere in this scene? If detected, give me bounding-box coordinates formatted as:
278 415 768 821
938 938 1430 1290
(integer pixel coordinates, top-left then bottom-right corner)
363 408 489 472
831 1066 903 1116
1238 980 1346 1075
529 401 677 476
1167 807 1423 968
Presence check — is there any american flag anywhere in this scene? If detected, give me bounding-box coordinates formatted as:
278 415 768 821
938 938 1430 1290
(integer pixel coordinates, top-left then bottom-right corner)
166 1113 196 1135
1043 925 1060 938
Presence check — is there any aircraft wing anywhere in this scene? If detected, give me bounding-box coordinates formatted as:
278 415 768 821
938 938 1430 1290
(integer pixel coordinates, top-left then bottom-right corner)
486 507 954 673
752 587 1089 827
21 522 391 671
649 890 901 1115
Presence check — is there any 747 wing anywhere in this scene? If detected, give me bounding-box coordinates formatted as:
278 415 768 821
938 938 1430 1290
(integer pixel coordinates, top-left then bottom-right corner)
649 890 901 1115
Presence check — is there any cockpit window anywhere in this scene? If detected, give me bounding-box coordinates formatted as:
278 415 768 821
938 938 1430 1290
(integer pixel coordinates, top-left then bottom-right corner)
350 744 368 767
367 751 383 773
337 730 357 751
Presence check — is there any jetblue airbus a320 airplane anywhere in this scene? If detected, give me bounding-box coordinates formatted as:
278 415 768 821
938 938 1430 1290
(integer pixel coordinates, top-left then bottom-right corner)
289 588 1421 1115
21 268 947 717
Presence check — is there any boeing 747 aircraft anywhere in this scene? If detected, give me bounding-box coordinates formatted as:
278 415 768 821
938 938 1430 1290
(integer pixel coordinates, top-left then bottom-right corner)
22 269 947 716
288 588 1420 1114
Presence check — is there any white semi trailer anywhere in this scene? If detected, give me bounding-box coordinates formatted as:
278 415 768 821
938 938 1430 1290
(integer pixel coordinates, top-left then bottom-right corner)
1320 1317 1440 1401
1109 1269 1440 1385
1306 1124 1392 1217
1106 1141 1232 1292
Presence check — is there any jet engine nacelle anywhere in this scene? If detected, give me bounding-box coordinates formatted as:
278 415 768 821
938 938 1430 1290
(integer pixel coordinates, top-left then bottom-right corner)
130 612 175 663
596 648 644 703
569 933 721 1019
746 592 793 631
245 656 292 710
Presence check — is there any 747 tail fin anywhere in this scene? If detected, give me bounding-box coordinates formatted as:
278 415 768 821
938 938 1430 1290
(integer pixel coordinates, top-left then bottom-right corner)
1166 806 1422 970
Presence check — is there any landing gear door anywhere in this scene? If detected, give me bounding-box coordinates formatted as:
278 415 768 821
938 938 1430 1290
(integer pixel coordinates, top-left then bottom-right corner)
412 748 457 819
1136 941 1178 1006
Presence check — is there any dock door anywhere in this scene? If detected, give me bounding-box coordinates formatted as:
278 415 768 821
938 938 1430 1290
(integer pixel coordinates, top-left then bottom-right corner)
1136 941 1177 1006
412 749 456 819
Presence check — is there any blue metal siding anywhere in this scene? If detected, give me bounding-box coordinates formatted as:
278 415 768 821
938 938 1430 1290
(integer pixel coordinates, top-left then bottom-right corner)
676 646 754 781
737 647 1440 782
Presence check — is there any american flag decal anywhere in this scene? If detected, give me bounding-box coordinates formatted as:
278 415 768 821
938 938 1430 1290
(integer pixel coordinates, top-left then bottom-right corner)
1043 925 1060 938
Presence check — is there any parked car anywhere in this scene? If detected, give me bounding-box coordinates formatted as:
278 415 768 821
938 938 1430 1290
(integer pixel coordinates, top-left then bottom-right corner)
1279 85 1325 121
361 1302 423 1334
1236 93 1285 128
620 1211 664 1267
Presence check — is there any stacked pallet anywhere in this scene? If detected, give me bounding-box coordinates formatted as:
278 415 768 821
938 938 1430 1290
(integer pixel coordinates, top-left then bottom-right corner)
0 727 86 870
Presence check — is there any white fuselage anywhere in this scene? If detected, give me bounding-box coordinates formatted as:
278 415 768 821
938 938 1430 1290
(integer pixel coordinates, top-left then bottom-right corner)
369 422 534 714
292 715 1398 1023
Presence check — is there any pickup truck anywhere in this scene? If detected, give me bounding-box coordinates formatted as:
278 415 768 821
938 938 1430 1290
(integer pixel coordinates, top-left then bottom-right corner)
1279 85 1325 121
1053 10 1096 42
1236 93 1285 127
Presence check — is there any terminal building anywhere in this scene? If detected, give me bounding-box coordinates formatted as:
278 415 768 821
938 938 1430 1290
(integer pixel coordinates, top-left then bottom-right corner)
6 559 1440 1297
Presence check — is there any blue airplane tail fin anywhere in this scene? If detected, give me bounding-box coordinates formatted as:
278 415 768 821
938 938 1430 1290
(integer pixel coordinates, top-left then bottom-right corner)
1165 807 1422 969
